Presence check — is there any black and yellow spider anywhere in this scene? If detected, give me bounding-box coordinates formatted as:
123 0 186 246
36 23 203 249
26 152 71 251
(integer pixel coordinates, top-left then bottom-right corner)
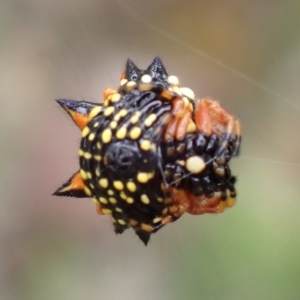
54 57 241 245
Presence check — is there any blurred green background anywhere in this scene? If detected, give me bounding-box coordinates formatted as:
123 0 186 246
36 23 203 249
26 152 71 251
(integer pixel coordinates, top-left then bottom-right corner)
1 0 300 299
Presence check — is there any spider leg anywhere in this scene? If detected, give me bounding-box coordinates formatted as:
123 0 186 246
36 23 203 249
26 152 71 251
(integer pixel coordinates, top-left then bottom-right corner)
186 193 226 214
232 120 242 156
215 116 234 156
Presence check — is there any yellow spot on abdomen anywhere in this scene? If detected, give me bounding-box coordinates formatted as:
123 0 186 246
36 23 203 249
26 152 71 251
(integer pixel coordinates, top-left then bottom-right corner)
101 128 112 144
88 133 95 141
118 219 126 225
129 127 142 140
113 181 124 191
99 197 108 204
144 114 157 127
104 106 115 116
126 181 136 193
80 169 87 180
137 172 154 183
82 126 90 138
141 223 154 232
140 140 151 151
99 178 109 189
116 127 127 140
84 186 92 196
88 106 102 121
102 208 112 215
140 194 150 205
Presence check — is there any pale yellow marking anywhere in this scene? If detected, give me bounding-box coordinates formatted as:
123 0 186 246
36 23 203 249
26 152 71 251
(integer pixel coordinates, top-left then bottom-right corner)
144 113 157 127
153 217 162 223
102 208 112 215
115 207 123 213
111 217 116 223
140 194 150 205
101 128 112 144
93 122 99 128
186 156 205 174
129 127 142 140
118 219 126 225
110 121 117 129
88 106 102 121
111 93 121 103
87 172 92 179
103 106 115 117
99 178 109 189
126 181 136 193
120 191 127 200
119 109 128 117
148 171 155 179
126 81 136 88
81 126 90 138
92 198 99 205
116 126 127 140
137 172 149 183
129 219 138 226
109 197 117 204
83 152 92 160
104 96 110 106
89 183 94 189
114 109 128 121
186 119 196 133
180 87 195 100
88 133 95 141
162 208 168 215
99 197 108 204
78 149 84 156
113 181 124 191
141 223 153 232
130 112 141 124
160 89 173 100
126 197 134 204
96 142 101 150
80 169 87 180
120 78 128 86
95 168 100 177
215 167 225 177
94 155 101 161
167 75 179 86
226 198 235 207
176 160 185 167
216 201 226 213
141 74 152 83
140 139 151 151
170 86 182 96
169 206 178 213
157 197 163 203
84 186 91 196
139 83 152 91
107 189 114 196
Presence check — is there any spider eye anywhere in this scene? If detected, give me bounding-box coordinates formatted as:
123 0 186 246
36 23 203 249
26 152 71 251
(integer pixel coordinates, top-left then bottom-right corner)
131 73 138 81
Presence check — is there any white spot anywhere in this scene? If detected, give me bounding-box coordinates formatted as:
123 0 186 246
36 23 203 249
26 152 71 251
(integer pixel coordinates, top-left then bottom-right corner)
141 74 152 83
181 87 195 100
185 156 205 174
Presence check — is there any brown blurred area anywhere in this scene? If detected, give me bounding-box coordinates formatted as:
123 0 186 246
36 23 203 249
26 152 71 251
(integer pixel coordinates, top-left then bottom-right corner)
1 0 300 299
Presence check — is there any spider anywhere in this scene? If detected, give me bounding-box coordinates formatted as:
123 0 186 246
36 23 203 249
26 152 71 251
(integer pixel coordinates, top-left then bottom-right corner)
53 57 241 245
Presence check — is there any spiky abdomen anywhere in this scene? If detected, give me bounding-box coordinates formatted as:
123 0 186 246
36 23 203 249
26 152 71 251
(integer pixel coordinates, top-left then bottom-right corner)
78 90 174 244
